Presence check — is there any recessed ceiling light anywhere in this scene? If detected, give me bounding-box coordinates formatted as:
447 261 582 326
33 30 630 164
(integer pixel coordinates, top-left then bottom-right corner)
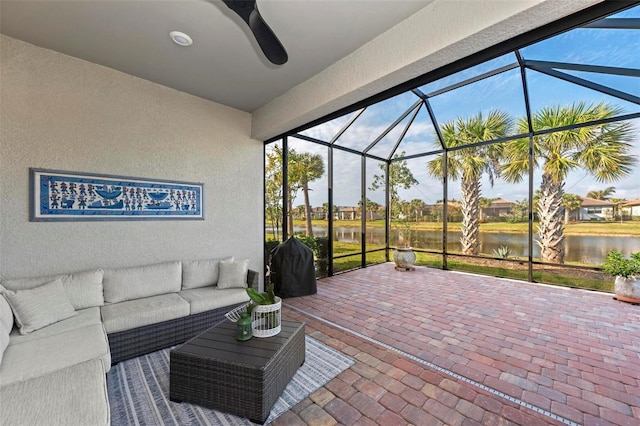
169 31 193 47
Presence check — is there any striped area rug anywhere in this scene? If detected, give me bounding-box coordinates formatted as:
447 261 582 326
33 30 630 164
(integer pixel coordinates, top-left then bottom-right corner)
107 336 354 425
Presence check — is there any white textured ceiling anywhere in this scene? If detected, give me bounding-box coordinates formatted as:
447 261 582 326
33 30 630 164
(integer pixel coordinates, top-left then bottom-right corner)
0 0 433 112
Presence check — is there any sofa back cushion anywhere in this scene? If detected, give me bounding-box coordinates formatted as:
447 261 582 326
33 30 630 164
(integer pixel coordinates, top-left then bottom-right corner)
103 261 182 303
0 295 13 332
182 257 233 289
0 295 12 366
0 322 9 366
0 269 104 310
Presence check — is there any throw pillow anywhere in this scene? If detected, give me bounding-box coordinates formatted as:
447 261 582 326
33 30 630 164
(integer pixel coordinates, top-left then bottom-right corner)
0 268 105 310
217 259 249 289
0 280 77 335
182 256 234 289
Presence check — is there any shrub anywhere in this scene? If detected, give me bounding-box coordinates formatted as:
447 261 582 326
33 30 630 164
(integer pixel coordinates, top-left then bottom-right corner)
602 250 640 278
293 233 317 252
493 245 512 259
265 239 280 254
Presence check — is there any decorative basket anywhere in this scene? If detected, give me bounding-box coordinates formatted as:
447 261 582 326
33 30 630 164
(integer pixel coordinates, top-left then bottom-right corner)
251 297 282 338
225 302 250 323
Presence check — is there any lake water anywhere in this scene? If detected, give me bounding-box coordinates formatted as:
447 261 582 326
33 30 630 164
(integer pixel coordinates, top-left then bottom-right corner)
295 226 640 265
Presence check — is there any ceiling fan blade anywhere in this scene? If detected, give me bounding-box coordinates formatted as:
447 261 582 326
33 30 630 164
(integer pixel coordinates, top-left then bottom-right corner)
249 8 288 65
221 0 288 65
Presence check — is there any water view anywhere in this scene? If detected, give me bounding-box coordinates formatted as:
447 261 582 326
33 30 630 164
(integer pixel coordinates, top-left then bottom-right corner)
296 226 640 265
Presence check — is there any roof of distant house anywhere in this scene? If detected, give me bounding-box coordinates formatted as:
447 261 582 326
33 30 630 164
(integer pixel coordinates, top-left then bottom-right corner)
488 199 515 207
579 197 614 207
623 198 640 207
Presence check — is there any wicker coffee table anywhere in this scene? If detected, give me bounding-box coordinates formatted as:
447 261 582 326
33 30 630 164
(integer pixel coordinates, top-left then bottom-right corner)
169 320 305 424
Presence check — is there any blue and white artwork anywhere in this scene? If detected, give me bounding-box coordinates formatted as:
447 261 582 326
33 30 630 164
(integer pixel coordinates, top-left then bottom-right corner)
30 168 204 221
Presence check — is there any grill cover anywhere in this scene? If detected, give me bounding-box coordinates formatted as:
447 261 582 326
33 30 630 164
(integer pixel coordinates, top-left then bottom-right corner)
270 237 317 298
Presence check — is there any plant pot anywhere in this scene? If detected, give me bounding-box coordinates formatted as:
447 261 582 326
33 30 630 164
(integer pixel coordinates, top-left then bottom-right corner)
393 247 416 270
251 296 282 337
614 276 640 304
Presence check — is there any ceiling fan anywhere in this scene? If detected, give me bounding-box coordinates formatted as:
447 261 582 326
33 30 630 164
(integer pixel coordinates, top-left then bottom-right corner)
221 0 288 65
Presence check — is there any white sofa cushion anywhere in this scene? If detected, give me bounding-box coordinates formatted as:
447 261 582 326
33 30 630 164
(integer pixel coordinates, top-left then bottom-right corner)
0 323 9 366
0 280 77 335
0 358 110 426
181 256 233 289
9 307 101 345
217 259 250 289
103 261 182 303
0 296 11 366
100 293 190 333
0 295 13 333
179 287 250 315
0 323 110 386
0 269 104 310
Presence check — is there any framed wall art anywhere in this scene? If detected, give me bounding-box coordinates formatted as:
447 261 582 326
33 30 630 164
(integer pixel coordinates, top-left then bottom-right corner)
30 168 204 221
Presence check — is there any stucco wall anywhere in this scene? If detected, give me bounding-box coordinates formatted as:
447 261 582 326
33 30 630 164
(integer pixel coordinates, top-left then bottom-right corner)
0 35 263 282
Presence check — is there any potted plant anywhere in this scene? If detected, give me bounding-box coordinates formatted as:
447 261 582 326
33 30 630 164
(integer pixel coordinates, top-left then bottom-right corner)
246 283 282 337
393 218 416 271
602 250 640 304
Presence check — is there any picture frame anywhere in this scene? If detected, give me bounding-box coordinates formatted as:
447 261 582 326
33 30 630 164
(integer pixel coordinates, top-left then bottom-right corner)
30 168 204 221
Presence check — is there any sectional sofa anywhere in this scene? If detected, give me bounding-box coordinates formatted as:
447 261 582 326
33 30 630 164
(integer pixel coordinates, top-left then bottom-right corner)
0 257 257 426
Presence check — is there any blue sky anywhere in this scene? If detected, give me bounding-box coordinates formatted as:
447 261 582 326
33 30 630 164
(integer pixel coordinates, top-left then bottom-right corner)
277 5 640 209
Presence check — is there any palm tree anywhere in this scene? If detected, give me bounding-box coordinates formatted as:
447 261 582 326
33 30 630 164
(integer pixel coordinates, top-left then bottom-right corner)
288 151 325 237
358 198 380 221
586 186 616 200
265 145 284 240
500 102 636 263
610 197 627 223
427 110 512 255
561 193 582 224
366 198 381 221
409 199 425 222
478 197 495 221
356 199 364 219
321 202 329 221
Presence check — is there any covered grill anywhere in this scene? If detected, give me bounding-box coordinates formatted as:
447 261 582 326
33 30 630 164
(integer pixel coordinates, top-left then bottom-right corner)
270 237 317 298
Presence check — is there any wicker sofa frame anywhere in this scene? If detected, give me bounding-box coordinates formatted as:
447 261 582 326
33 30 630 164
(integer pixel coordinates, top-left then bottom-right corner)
107 269 259 364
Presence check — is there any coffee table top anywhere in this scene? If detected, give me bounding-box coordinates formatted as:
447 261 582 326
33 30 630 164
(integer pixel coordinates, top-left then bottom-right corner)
173 320 304 369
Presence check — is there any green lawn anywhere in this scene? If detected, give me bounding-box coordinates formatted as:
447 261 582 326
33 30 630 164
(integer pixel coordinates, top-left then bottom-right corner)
325 242 612 291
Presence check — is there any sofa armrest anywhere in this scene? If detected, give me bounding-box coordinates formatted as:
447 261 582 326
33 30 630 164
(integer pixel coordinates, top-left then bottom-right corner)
247 269 259 290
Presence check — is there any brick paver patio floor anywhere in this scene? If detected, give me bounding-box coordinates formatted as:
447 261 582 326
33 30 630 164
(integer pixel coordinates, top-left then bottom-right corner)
271 263 640 426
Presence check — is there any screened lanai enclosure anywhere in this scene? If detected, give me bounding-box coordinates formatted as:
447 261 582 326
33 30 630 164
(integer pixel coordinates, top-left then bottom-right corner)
264 2 640 292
